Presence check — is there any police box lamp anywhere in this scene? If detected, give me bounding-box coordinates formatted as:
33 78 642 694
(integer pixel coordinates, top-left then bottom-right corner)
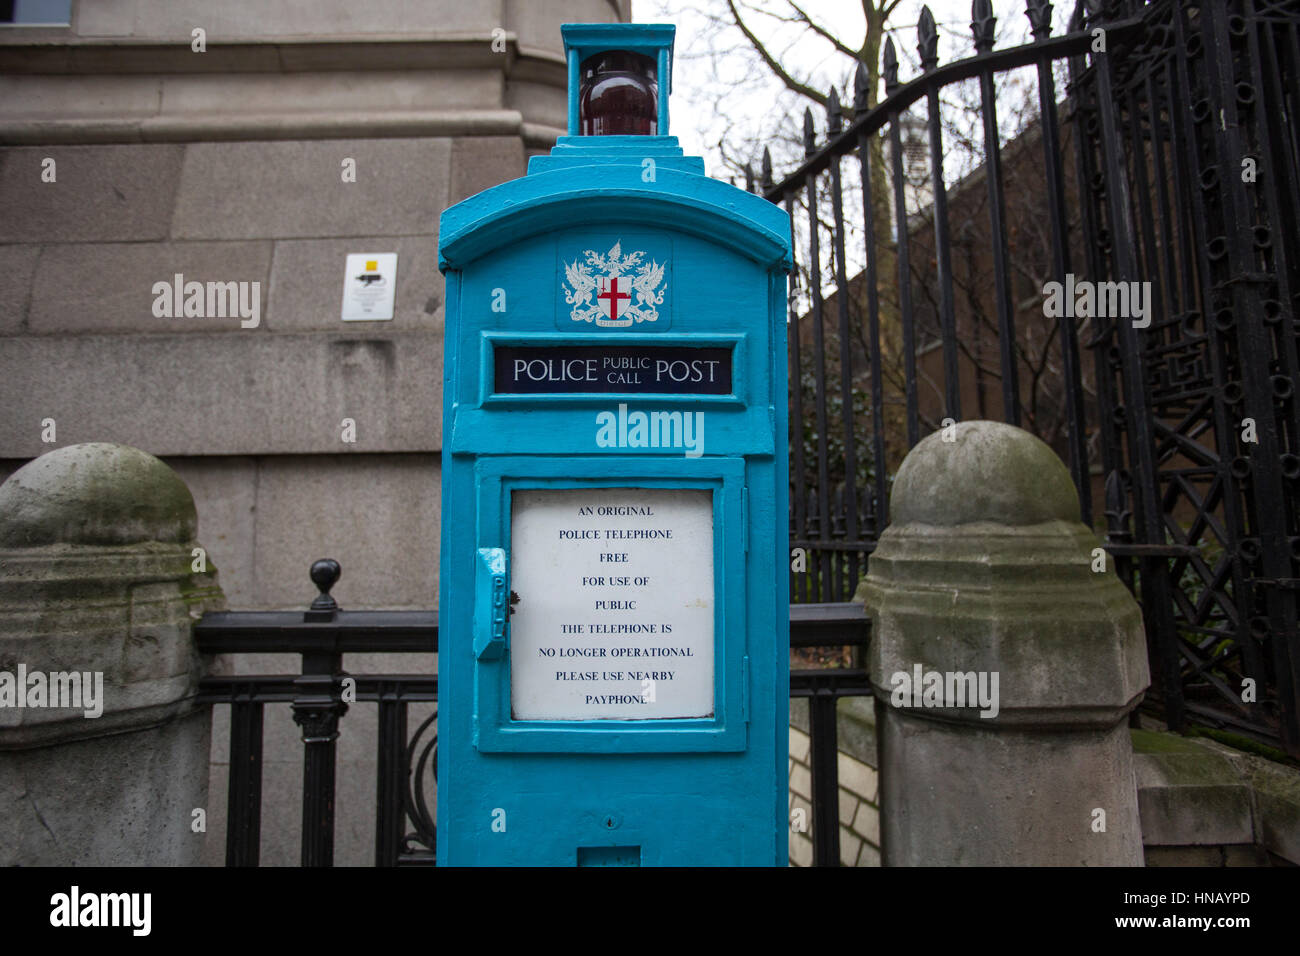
436 22 792 866
580 50 657 135
566 23 671 136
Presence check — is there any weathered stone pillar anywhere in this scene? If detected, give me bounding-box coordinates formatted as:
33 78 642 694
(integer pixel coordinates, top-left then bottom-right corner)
855 421 1149 865
0 442 223 865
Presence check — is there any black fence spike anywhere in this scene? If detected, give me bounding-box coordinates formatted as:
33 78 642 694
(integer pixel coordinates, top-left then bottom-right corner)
854 60 869 111
883 35 900 95
827 86 842 134
972 0 997 53
918 5 939 71
1027 0 1054 41
803 107 817 156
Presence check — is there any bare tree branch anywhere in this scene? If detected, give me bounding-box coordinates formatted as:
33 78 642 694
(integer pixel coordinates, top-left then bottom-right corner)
725 0 829 107
786 0 863 60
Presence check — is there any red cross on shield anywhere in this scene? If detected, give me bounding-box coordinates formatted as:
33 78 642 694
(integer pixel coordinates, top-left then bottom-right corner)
596 275 632 324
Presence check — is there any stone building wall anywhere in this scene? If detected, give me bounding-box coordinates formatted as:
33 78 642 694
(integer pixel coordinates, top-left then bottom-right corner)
0 0 629 611
0 0 629 865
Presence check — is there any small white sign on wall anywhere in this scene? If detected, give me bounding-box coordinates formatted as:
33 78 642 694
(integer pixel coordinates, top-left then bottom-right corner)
341 252 397 321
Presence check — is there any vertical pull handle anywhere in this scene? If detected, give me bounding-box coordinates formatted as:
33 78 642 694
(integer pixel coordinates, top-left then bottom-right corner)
473 547 509 660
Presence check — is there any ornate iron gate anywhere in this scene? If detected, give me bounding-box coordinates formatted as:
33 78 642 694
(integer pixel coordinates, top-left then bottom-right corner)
763 0 1300 757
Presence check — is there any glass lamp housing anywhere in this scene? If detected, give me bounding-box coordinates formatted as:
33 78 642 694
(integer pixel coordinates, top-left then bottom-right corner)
578 50 658 136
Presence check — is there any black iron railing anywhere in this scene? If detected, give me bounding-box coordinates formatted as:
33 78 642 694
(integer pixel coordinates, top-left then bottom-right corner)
760 0 1300 757
197 562 871 867
197 560 439 867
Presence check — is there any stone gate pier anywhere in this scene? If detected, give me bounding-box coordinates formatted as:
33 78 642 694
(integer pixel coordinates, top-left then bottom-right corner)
856 420 1150 865
0 442 223 865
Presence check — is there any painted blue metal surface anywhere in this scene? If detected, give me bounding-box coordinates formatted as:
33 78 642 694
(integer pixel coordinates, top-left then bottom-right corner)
437 23 791 866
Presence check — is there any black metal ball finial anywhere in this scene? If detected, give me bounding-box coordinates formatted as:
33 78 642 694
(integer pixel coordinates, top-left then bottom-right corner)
309 558 341 612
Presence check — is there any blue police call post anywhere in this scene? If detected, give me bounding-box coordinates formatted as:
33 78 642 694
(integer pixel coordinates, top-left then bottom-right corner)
437 22 792 866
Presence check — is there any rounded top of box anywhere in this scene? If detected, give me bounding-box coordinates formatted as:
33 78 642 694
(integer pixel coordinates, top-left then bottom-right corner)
439 162 791 273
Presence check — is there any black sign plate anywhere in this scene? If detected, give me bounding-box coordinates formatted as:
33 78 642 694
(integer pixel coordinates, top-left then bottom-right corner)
494 345 733 395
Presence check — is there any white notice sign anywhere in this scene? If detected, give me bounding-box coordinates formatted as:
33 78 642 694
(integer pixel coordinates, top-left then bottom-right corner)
341 252 397 321
510 488 715 720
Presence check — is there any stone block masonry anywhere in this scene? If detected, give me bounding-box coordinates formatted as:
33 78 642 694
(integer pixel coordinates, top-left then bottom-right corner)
0 145 184 243
788 697 881 867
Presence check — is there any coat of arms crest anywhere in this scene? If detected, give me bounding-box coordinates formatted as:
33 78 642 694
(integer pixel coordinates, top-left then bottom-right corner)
562 241 667 328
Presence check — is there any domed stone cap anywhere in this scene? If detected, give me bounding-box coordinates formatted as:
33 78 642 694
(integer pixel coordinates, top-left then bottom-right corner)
891 420 1080 527
0 442 197 546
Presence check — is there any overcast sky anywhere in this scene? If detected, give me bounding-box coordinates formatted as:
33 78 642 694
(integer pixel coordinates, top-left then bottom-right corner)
630 0 1080 179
